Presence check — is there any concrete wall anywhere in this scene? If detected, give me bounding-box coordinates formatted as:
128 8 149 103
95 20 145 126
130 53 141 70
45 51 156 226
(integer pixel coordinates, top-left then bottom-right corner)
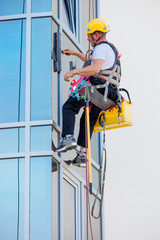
100 0 160 239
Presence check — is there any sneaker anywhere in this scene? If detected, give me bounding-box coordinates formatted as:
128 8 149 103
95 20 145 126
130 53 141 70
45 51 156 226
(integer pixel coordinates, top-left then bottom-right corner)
55 135 77 152
72 152 86 167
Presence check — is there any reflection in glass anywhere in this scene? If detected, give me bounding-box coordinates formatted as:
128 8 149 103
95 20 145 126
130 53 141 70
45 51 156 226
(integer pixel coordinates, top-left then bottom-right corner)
0 128 25 154
31 18 52 121
63 179 75 240
0 0 26 16
0 20 26 123
32 0 51 13
30 157 52 240
31 126 52 151
0 158 24 240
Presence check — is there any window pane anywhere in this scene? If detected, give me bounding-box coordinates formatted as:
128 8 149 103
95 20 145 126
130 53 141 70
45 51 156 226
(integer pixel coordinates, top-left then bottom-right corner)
0 20 26 123
62 0 77 34
63 179 75 240
0 158 24 240
30 157 52 240
31 18 52 121
0 128 25 154
32 0 51 13
31 126 52 151
0 0 26 16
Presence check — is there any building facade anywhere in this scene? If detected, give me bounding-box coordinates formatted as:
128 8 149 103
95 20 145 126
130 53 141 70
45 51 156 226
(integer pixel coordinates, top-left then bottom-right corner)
0 0 105 239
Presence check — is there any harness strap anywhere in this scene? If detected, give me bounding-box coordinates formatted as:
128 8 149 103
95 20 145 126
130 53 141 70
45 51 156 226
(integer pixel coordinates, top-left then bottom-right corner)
97 64 121 87
99 64 121 77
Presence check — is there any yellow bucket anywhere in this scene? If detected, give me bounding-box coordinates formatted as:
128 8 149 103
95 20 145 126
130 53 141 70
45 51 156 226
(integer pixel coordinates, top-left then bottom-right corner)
93 100 133 132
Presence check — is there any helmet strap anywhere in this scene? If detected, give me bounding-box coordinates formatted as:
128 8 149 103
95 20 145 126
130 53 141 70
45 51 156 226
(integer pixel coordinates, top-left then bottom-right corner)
91 34 97 47
91 32 106 47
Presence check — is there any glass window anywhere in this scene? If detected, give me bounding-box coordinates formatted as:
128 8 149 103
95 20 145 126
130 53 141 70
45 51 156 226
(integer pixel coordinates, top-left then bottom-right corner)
32 0 51 13
0 0 26 16
52 159 58 240
30 157 52 240
63 179 76 240
31 18 52 121
0 128 25 154
0 158 24 240
62 0 77 35
0 20 26 123
31 126 52 151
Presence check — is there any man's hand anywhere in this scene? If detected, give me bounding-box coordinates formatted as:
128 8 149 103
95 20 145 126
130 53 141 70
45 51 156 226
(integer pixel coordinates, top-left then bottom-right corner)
64 70 75 81
63 49 75 56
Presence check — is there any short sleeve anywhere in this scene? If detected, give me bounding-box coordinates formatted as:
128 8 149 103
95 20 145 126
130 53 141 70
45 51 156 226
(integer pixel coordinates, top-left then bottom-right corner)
92 44 106 60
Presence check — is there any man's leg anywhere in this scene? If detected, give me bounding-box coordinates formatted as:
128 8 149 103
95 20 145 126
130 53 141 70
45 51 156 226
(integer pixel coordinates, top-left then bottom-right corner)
77 103 102 147
72 104 101 166
56 96 85 152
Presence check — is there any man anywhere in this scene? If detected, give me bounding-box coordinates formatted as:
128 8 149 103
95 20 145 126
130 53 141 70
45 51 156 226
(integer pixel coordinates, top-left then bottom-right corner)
55 18 121 167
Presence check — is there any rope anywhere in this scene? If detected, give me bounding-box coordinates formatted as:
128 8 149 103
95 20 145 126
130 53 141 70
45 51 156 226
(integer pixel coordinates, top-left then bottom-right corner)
91 113 107 219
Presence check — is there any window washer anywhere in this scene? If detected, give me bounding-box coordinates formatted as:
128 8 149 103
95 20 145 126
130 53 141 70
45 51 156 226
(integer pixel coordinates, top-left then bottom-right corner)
55 18 121 167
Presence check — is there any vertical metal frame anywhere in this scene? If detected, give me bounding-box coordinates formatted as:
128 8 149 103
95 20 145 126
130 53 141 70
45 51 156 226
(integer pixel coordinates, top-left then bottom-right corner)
57 1 64 240
24 0 31 239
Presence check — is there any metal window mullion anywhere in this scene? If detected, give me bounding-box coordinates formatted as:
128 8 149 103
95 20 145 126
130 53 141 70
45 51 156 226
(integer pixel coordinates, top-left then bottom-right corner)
57 0 64 239
75 187 78 240
77 184 81 240
0 122 26 129
24 0 31 239
80 183 85 240
0 14 27 21
95 0 100 18
0 152 25 160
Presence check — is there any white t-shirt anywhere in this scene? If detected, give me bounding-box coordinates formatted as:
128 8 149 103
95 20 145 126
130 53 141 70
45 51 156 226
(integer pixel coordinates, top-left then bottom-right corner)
92 43 115 70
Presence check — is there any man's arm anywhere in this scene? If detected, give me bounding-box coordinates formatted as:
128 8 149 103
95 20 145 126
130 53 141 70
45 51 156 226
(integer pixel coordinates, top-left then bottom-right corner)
64 59 104 81
63 49 86 62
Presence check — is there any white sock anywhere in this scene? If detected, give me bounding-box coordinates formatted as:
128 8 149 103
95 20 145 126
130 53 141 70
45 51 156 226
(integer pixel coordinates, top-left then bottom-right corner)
66 134 72 137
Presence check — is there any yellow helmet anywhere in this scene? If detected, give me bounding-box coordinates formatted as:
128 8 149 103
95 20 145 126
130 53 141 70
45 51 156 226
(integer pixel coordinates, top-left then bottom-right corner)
86 18 110 34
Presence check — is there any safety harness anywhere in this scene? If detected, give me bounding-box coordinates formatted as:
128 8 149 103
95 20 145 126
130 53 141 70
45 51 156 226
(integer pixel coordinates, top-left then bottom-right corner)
69 41 122 114
88 41 121 105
